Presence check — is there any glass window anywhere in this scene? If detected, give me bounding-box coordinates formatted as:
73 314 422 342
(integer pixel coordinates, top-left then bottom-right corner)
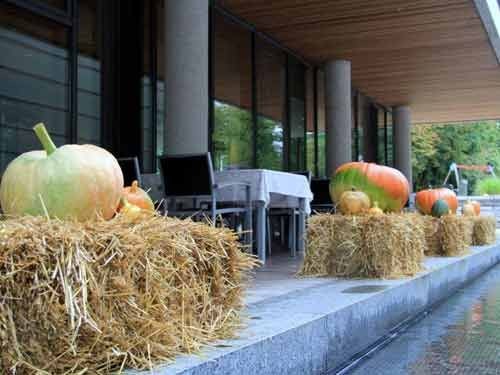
0 3 69 172
288 57 306 172
387 111 394 166
141 0 165 172
255 36 286 170
141 0 154 170
38 0 66 11
156 0 165 161
305 68 315 175
78 0 100 145
377 108 386 165
317 70 326 177
352 91 359 161
212 11 253 170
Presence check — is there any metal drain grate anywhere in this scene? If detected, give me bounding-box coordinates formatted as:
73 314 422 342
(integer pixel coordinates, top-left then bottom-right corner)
341 285 388 294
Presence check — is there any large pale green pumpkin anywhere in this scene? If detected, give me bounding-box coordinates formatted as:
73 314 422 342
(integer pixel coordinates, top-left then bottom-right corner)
0 123 124 221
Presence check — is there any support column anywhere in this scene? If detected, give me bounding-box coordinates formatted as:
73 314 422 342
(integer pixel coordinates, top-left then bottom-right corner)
325 60 352 176
393 105 413 190
164 0 209 155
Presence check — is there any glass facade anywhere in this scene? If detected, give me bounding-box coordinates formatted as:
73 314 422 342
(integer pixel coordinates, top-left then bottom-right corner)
288 57 306 171
141 0 165 172
316 70 326 177
0 3 70 172
78 0 100 145
377 107 386 165
212 12 253 170
0 2 395 178
255 36 285 170
387 110 394 166
211 8 308 173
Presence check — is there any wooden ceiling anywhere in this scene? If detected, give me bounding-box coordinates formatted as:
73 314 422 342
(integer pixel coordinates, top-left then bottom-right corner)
218 0 500 123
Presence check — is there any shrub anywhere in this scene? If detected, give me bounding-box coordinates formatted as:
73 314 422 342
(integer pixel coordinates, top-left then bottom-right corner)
475 177 500 195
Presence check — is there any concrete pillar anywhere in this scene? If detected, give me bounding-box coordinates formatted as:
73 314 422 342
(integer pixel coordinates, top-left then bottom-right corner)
324 60 352 176
164 0 209 155
393 105 412 190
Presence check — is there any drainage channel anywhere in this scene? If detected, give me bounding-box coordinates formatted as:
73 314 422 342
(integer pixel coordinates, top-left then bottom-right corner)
329 263 500 375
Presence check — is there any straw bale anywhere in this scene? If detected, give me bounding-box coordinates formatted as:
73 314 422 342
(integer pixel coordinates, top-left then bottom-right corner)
421 215 442 255
298 214 336 276
473 216 497 245
462 216 475 246
441 215 469 256
300 213 424 279
0 215 257 374
362 214 424 278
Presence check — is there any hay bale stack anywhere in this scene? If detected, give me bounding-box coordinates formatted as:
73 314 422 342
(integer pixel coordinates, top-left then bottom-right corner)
362 214 425 278
473 216 496 245
421 216 441 255
0 215 257 374
300 213 424 279
441 215 469 256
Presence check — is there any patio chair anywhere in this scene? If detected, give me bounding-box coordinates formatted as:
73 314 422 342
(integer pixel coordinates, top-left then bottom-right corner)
117 157 142 187
310 178 335 213
159 152 253 245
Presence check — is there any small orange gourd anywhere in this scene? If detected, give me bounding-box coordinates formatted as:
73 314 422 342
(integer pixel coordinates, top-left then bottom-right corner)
120 180 154 212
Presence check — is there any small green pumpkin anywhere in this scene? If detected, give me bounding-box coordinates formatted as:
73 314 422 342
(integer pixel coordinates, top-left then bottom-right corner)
431 199 450 218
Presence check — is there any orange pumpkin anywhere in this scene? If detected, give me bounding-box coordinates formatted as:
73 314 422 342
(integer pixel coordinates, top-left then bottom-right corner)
415 188 458 215
120 180 154 211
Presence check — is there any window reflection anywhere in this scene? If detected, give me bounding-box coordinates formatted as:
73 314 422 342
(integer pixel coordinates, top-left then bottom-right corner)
212 12 253 170
0 3 69 172
256 37 285 170
317 70 326 176
78 0 100 145
38 0 66 11
387 111 394 166
377 108 386 165
288 57 306 172
306 68 315 175
141 0 165 172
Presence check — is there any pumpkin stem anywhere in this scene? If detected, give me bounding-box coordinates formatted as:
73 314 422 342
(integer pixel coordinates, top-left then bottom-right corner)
33 123 57 156
131 180 139 192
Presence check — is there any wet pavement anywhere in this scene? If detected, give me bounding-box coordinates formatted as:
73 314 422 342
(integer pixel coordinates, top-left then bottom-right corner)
346 264 500 375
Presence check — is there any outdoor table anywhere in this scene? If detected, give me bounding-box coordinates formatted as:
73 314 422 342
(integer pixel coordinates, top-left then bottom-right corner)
215 169 313 263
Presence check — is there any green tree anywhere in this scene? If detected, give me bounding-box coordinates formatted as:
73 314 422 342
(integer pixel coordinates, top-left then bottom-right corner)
412 121 500 193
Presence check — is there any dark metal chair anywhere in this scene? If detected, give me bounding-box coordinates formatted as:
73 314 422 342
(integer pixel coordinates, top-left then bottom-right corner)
310 178 335 213
117 157 142 187
159 152 253 245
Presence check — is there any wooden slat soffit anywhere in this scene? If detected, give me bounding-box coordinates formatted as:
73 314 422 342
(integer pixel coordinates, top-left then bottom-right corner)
218 0 500 123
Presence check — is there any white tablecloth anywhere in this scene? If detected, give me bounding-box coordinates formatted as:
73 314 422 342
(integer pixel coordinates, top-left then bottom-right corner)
215 169 313 214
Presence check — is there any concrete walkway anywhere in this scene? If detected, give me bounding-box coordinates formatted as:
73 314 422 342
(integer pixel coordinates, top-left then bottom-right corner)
131 242 500 375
